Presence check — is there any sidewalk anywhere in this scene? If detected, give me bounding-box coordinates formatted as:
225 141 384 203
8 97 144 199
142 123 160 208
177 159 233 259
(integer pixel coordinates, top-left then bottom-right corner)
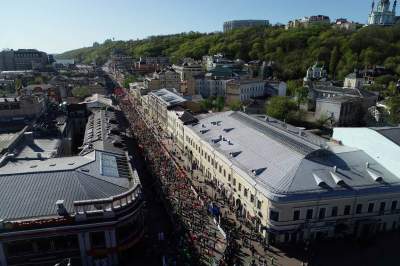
165 139 304 266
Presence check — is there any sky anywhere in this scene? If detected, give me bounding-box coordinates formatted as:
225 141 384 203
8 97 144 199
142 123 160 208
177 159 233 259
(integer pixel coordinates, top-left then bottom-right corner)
0 0 375 54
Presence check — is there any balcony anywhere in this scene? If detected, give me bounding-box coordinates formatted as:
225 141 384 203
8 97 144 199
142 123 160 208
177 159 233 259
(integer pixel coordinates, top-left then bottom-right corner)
73 185 143 221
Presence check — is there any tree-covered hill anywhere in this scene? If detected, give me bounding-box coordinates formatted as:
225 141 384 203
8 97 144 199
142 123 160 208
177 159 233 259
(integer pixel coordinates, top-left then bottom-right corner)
57 24 400 81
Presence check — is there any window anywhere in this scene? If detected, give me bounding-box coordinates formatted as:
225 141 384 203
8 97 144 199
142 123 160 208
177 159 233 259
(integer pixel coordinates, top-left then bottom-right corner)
219 166 222 173
233 179 236 186
228 174 231 182
379 202 386 214
244 189 248 197
257 200 262 209
391 201 398 212
368 203 375 213
331 207 338 217
306 209 313 220
356 204 363 214
270 210 279 222
344 205 351 216
318 208 326 220
223 169 226 177
293 210 300 221
250 194 255 203
238 183 242 192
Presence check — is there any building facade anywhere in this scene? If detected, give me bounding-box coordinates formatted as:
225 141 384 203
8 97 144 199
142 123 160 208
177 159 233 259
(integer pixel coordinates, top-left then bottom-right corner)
0 49 49 71
286 15 330 29
147 89 187 130
368 0 398 26
225 79 266 104
0 109 145 266
223 20 270 32
165 111 400 244
144 68 181 91
0 96 46 122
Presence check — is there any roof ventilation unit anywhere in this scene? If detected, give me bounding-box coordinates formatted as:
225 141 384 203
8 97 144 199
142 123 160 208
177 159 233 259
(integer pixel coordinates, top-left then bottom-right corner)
229 151 242 158
330 170 345 186
313 173 329 188
252 168 267 176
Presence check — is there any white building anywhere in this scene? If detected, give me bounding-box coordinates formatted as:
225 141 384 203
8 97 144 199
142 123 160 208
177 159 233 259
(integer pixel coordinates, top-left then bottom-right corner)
368 0 398 26
304 63 328 82
165 111 400 244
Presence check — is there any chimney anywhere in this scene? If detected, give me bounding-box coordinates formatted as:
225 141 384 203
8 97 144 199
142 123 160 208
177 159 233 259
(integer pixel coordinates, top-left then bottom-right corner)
366 162 370 169
24 132 34 143
56 200 68 217
333 166 337 173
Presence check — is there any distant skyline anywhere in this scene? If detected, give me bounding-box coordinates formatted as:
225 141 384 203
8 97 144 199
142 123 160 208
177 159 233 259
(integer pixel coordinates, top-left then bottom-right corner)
1 0 378 54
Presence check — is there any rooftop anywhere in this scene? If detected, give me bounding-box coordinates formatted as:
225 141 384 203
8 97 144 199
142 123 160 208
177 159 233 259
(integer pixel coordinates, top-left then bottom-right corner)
0 151 136 221
0 108 139 222
150 88 187 107
189 111 400 202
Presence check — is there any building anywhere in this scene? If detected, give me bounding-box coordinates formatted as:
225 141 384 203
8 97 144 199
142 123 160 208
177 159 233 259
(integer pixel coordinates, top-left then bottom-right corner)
167 107 198 150
333 127 400 175
226 79 266 104
333 18 359 31
315 96 364 126
223 20 270 32
195 75 231 98
344 71 366 89
144 68 181 91
167 111 400 244
264 81 287 97
139 56 170 66
0 49 49 71
368 0 398 26
203 54 236 71
308 84 378 126
304 62 328 82
0 108 144 266
81 93 114 109
172 61 204 81
20 84 61 102
146 89 187 130
0 96 46 122
286 15 330 29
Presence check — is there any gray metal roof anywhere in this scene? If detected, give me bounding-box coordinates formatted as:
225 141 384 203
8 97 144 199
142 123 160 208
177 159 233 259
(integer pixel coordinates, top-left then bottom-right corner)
150 89 187 107
190 111 400 202
0 151 134 221
80 109 128 155
374 127 400 146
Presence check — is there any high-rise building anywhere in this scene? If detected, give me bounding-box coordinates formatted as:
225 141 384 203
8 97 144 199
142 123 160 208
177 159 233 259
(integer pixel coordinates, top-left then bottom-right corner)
368 0 398 25
0 49 49 71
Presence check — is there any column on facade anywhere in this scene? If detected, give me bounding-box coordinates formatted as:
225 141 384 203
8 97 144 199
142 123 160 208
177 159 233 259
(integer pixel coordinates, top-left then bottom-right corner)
0 242 7 266
105 229 118 265
78 232 92 266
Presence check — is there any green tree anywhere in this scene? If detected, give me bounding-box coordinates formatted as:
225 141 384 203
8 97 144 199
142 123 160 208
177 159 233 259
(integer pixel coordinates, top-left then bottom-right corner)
294 86 309 108
72 86 91 99
213 96 225 112
266 96 298 121
123 75 138 88
15 79 23 92
387 96 400 125
286 80 302 97
229 100 242 111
